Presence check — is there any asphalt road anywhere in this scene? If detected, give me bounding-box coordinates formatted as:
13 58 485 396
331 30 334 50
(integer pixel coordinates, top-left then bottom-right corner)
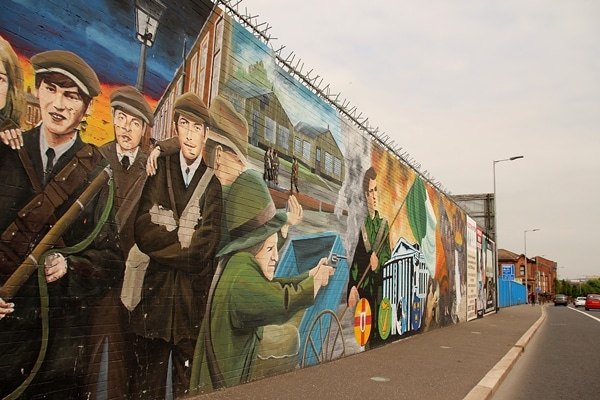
492 306 600 400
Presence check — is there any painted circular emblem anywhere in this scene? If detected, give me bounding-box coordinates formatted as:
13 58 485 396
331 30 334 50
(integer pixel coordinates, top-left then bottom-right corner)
378 297 392 340
353 298 372 347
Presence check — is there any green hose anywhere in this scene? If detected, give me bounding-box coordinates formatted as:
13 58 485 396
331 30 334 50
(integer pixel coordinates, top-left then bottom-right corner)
3 177 114 400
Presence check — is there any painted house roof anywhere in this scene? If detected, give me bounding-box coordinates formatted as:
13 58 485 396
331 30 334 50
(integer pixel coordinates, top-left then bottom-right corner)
225 78 272 99
294 121 329 139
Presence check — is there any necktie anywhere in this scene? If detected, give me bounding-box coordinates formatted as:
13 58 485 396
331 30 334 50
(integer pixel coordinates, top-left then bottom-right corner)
121 155 130 170
44 148 55 183
185 167 190 187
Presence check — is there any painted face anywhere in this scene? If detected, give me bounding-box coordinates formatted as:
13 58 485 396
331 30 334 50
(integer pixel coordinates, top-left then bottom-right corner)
366 178 378 216
255 233 279 281
177 116 206 162
36 80 90 138
217 148 245 187
113 109 144 152
0 63 8 111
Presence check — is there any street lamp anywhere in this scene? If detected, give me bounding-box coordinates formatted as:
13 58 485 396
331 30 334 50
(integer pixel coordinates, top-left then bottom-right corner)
135 0 166 91
493 155 523 310
524 228 540 302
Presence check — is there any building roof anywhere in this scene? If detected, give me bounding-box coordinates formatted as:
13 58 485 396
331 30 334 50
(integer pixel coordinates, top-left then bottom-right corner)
498 248 521 261
224 78 272 99
294 121 329 139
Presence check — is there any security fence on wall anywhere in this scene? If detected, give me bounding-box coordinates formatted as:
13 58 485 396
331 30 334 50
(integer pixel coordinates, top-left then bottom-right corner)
0 1 498 398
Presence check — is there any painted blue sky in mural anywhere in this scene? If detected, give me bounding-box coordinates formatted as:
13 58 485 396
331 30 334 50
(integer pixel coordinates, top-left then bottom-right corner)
0 0 213 99
232 23 343 152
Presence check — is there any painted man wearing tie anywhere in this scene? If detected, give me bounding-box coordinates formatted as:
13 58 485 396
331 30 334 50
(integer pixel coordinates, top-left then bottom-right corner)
85 85 154 399
0 50 121 399
130 92 222 399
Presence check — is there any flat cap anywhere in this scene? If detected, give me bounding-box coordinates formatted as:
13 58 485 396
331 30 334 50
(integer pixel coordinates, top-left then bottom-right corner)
31 50 101 97
208 96 248 162
110 86 154 126
174 92 210 125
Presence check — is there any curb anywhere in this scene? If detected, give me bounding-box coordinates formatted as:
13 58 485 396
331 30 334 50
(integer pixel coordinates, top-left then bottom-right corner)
463 306 547 400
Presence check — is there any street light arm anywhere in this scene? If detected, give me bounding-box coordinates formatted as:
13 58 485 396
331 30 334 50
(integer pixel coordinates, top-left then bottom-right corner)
493 154 524 311
494 155 524 165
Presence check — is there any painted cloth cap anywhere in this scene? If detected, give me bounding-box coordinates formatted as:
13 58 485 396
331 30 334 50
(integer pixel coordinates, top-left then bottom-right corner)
217 169 287 257
31 50 101 97
174 92 210 125
110 86 154 126
208 95 248 162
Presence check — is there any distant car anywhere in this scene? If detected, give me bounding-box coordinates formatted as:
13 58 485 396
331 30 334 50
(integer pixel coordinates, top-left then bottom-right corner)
554 294 568 306
585 294 600 310
574 296 587 307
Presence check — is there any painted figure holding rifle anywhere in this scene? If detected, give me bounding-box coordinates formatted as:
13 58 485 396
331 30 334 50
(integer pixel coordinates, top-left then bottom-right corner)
347 167 392 348
0 50 121 399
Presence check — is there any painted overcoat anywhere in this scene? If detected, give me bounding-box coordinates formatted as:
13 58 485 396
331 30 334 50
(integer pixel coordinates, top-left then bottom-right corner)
131 154 222 344
85 141 149 399
99 141 148 257
0 126 121 398
191 251 315 390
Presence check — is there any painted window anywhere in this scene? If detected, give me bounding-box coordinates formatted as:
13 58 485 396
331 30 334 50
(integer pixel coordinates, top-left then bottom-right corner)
334 156 342 177
189 52 198 93
324 152 333 174
294 136 302 154
264 116 275 143
198 34 210 96
277 125 289 150
302 140 311 160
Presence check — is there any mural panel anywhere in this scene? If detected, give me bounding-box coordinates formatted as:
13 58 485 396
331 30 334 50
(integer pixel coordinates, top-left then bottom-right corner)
0 1 495 398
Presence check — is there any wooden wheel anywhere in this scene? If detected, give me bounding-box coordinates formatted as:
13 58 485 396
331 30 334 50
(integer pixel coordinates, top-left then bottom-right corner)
301 309 345 367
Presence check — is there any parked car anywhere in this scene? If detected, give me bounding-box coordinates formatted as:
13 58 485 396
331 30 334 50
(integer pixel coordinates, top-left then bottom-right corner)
574 296 587 307
585 294 600 310
554 294 568 306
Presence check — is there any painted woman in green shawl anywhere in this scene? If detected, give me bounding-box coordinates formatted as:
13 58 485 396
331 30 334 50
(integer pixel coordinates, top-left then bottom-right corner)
190 169 334 392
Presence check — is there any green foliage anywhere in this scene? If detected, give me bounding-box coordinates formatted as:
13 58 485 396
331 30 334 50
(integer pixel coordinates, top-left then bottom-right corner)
553 278 600 297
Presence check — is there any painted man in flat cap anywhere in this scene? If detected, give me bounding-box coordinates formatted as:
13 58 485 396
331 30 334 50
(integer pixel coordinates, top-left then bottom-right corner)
84 85 154 399
130 92 222 399
0 50 121 399
146 95 302 248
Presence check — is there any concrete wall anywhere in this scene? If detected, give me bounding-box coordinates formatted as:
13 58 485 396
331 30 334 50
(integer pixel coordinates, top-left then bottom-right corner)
0 1 496 398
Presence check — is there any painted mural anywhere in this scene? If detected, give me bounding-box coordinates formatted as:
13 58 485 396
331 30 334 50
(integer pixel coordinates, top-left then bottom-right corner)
0 1 496 399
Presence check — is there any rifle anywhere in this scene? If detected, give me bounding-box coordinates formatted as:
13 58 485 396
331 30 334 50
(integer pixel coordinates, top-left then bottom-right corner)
341 176 419 320
0 166 113 301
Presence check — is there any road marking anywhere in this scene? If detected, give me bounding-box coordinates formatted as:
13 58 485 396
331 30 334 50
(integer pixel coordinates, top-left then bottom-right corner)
371 376 390 382
570 307 600 322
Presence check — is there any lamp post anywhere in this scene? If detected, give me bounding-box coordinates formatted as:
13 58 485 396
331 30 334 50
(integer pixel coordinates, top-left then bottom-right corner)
135 0 166 91
524 228 540 302
493 155 523 310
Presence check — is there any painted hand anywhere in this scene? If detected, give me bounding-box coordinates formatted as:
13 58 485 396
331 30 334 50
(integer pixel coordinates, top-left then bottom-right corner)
146 146 161 176
0 297 15 320
0 127 24 150
44 253 68 283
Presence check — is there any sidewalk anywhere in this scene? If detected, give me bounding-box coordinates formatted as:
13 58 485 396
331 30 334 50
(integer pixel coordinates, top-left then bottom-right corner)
189 304 545 400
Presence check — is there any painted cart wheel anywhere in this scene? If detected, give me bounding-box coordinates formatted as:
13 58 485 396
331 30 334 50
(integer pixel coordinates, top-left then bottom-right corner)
301 309 346 367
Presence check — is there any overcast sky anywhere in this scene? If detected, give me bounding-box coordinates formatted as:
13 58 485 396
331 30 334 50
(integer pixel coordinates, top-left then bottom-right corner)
239 0 600 280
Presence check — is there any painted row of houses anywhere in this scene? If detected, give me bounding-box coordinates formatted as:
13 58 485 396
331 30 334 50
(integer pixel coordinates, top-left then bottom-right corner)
149 6 345 185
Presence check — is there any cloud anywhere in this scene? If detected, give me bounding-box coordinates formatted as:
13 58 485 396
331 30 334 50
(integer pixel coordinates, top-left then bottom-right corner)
240 0 600 278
